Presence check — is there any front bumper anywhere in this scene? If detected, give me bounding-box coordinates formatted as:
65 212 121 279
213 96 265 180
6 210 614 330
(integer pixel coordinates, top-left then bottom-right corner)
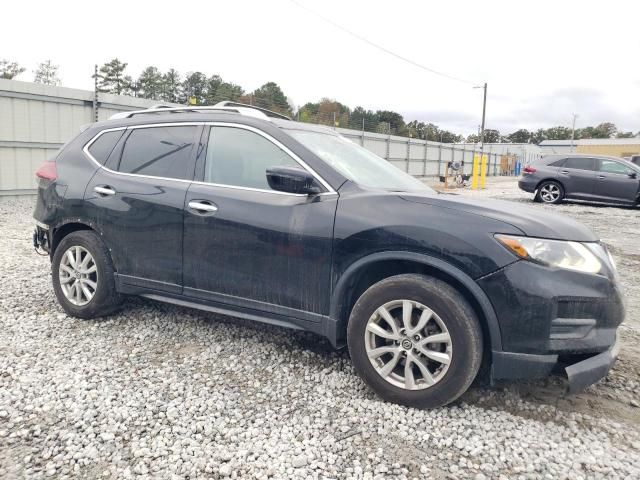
479 259 624 391
492 334 620 393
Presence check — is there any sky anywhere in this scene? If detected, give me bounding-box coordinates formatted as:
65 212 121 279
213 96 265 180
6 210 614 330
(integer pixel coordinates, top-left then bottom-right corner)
2 0 639 136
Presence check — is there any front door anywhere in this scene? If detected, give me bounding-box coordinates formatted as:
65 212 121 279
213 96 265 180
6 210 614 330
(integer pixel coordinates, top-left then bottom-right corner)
594 159 640 203
182 125 337 319
85 124 201 293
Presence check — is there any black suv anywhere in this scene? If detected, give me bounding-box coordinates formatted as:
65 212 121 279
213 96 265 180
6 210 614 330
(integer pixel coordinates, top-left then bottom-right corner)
33 103 624 408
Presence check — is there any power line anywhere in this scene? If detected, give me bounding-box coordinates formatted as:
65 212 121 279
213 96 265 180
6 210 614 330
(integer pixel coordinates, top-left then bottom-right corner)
289 0 478 86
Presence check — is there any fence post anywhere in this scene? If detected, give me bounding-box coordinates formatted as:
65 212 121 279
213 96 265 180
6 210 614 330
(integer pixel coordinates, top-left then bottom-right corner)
437 143 442 177
361 118 365 146
406 139 411 174
423 140 428 177
385 123 391 160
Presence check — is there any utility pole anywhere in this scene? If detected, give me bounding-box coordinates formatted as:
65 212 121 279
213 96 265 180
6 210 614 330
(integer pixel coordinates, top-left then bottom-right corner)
479 82 487 147
570 113 578 153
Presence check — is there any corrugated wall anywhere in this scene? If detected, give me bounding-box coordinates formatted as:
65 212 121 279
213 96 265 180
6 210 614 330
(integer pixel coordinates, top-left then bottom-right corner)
0 79 170 195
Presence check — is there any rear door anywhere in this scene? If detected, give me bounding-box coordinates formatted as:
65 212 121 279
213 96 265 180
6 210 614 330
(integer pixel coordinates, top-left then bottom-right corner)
594 159 640 203
182 124 338 321
556 157 598 199
85 124 201 293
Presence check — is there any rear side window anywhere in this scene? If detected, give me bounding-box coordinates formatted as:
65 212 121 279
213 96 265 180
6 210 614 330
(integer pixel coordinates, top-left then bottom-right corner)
549 158 566 167
88 130 125 165
118 126 196 180
204 126 298 190
563 157 596 171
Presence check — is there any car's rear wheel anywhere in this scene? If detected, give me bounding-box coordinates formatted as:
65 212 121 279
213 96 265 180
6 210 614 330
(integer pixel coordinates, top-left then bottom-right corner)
347 274 482 408
535 181 564 204
52 230 122 318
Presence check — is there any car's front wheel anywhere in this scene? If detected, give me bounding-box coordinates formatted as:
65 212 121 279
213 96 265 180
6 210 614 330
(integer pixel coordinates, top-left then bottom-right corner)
347 274 483 408
535 180 564 204
51 230 122 318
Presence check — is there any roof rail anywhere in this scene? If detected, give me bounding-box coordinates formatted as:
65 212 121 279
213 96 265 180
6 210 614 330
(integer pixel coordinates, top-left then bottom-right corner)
213 101 291 121
109 102 291 121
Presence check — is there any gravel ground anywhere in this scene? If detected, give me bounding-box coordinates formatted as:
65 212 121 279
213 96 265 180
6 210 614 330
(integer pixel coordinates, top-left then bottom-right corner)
1 182 639 479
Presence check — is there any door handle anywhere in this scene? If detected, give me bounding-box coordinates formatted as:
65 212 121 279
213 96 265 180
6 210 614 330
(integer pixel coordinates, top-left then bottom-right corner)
94 185 116 196
560 170 569 175
597 175 606 179
188 200 218 214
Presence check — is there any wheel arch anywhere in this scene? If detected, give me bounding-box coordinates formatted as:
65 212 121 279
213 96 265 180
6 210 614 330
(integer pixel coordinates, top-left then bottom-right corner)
50 220 99 258
536 177 565 191
329 252 503 354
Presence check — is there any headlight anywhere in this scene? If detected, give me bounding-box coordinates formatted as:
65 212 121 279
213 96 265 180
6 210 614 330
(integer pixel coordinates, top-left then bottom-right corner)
495 234 602 274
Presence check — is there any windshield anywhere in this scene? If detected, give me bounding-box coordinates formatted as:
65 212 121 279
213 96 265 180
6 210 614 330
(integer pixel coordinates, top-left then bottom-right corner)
287 129 433 192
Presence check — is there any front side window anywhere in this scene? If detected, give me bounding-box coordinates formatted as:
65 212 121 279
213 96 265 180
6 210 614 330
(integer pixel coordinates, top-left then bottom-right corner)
563 157 596 171
88 130 125 165
204 126 299 190
118 126 196 180
599 160 634 175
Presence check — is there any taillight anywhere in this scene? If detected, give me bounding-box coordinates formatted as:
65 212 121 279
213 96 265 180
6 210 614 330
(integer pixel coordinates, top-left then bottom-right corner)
35 161 57 181
523 166 536 174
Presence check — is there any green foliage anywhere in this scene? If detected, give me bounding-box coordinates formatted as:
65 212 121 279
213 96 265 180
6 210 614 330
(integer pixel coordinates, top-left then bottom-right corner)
33 60 60 86
0 59 25 79
96 58 131 95
576 122 617 139
250 82 293 116
137 66 163 100
181 72 208 105
616 131 636 138
506 129 532 144
161 69 182 103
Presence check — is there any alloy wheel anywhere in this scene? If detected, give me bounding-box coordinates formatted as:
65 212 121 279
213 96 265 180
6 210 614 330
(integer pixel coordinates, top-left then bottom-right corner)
59 246 99 306
539 183 560 203
364 299 452 390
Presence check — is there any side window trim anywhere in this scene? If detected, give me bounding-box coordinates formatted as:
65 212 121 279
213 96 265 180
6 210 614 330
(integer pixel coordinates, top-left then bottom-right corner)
82 122 336 194
83 123 204 183
196 122 336 195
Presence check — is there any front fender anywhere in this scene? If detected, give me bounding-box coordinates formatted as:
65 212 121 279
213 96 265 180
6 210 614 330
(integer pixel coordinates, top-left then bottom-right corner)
328 251 504 351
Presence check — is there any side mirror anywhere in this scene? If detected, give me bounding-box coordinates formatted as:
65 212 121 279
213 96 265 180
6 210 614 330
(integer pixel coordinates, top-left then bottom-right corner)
628 172 637 179
266 166 323 195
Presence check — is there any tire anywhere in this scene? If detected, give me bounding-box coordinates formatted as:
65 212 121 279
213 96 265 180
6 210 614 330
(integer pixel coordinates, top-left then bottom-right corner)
51 230 122 319
535 180 564 204
347 274 482 409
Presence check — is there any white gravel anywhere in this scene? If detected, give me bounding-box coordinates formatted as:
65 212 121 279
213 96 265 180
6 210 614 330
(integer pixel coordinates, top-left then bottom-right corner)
1 185 639 479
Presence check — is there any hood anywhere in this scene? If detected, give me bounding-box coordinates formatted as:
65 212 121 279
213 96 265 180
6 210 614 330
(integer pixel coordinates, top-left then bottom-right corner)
400 193 598 242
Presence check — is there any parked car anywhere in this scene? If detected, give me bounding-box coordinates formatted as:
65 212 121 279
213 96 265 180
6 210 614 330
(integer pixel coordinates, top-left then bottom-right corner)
519 154 640 205
33 103 624 408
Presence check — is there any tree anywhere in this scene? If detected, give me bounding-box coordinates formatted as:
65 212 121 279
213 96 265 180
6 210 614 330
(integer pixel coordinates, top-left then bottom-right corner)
482 129 502 143
206 75 244 104
544 126 573 140
251 82 292 116
181 72 208 104
376 110 406 135
350 106 379 131
96 58 131 95
466 133 480 143
33 60 60 85
161 69 182 103
506 129 532 144
0 59 25 79
137 66 163 100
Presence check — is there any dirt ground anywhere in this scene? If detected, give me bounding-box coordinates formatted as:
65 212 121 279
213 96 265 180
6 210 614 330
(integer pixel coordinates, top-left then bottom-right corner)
430 177 640 426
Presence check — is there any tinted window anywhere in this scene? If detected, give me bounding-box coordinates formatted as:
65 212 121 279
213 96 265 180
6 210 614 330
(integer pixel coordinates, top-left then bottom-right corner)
563 157 596 171
118 126 196 179
599 160 633 175
204 127 298 190
549 158 566 167
88 130 125 165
